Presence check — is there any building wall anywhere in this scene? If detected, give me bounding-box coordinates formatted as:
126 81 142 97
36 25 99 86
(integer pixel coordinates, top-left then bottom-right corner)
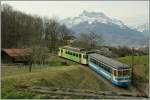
1 51 13 64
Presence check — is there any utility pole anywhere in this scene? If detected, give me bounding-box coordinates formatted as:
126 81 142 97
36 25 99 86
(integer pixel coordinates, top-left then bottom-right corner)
131 47 134 84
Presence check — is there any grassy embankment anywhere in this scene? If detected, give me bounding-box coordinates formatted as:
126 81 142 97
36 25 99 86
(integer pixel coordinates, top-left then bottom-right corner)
2 55 111 99
117 55 149 82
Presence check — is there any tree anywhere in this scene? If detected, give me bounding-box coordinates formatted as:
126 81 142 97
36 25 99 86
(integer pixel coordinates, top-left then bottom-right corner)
58 24 74 46
1 4 74 53
28 45 49 72
1 4 43 48
74 32 103 49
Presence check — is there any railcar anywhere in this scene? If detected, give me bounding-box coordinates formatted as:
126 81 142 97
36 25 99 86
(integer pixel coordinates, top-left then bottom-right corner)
88 53 132 86
58 46 131 86
58 46 92 64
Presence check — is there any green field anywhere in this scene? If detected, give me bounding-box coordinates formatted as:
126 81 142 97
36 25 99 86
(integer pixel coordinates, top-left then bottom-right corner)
1 55 113 99
2 55 148 99
117 55 149 82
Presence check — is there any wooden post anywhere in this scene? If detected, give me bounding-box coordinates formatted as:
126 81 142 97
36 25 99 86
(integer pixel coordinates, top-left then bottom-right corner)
29 61 32 72
28 56 32 72
131 47 134 84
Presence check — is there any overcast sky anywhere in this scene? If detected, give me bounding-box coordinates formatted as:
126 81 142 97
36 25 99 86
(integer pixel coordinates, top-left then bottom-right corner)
2 1 149 27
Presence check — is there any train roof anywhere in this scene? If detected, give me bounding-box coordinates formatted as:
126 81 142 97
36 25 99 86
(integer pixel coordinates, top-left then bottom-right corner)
60 46 93 54
89 53 129 69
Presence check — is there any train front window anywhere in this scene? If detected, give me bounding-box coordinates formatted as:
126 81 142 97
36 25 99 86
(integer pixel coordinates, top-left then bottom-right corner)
117 70 122 76
114 70 117 76
123 69 129 76
117 69 129 77
83 55 87 59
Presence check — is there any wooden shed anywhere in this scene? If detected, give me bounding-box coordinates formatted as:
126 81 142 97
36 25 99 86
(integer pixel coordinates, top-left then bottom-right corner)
1 48 30 64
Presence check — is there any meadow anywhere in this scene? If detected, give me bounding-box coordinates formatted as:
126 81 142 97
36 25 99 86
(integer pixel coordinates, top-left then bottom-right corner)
1 55 112 99
117 55 149 82
1 55 148 99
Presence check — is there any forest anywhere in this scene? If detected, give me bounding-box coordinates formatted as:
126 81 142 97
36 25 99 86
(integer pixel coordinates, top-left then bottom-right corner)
1 4 74 52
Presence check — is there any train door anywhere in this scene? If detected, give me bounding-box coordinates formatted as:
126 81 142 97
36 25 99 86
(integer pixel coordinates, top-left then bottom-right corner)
79 54 82 63
61 49 63 57
112 69 117 81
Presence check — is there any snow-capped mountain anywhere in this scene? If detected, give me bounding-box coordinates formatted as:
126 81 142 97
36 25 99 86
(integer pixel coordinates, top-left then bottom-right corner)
62 11 126 28
61 11 146 47
135 23 149 37
136 23 149 32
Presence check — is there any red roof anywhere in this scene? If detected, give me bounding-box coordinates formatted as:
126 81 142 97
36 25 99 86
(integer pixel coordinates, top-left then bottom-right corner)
2 48 30 58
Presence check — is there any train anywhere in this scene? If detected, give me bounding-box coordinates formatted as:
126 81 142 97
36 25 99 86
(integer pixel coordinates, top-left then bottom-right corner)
58 46 132 86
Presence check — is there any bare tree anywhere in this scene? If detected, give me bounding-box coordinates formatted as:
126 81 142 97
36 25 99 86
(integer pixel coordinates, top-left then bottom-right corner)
58 24 74 46
28 45 49 72
75 32 103 49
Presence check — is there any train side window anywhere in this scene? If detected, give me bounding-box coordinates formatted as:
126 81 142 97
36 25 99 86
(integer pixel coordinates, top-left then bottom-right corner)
110 68 112 73
79 54 81 58
92 58 94 63
95 60 97 64
100 61 102 66
107 67 111 73
73 53 75 56
93 59 96 64
94 59 96 64
101 64 103 69
76 54 78 57
91 59 93 62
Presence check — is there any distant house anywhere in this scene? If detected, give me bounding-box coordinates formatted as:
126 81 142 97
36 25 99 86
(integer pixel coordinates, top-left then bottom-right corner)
1 48 30 64
93 47 114 57
63 36 76 45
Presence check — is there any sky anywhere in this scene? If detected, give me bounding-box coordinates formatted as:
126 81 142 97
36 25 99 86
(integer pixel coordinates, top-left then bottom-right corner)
1 1 149 27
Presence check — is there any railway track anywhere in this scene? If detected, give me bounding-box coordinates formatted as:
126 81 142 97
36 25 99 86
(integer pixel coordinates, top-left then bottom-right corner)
18 86 146 99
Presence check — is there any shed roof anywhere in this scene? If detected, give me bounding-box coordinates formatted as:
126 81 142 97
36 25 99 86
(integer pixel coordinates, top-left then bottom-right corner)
2 48 30 58
89 53 129 69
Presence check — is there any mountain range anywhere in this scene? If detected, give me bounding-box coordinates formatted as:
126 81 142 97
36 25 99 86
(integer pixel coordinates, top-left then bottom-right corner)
62 11 148 48
135 23 149 37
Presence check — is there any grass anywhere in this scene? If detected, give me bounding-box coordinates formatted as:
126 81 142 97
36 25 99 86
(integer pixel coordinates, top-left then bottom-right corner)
117 55 149 82
2 55 148 99
1 55 112 99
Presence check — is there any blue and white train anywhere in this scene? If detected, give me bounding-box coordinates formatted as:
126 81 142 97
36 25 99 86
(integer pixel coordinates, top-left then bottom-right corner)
88 53 131 86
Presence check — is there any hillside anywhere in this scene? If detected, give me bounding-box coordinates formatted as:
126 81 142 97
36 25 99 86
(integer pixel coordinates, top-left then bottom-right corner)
2 56 114 99
2 55 148 99
117 55 149 81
